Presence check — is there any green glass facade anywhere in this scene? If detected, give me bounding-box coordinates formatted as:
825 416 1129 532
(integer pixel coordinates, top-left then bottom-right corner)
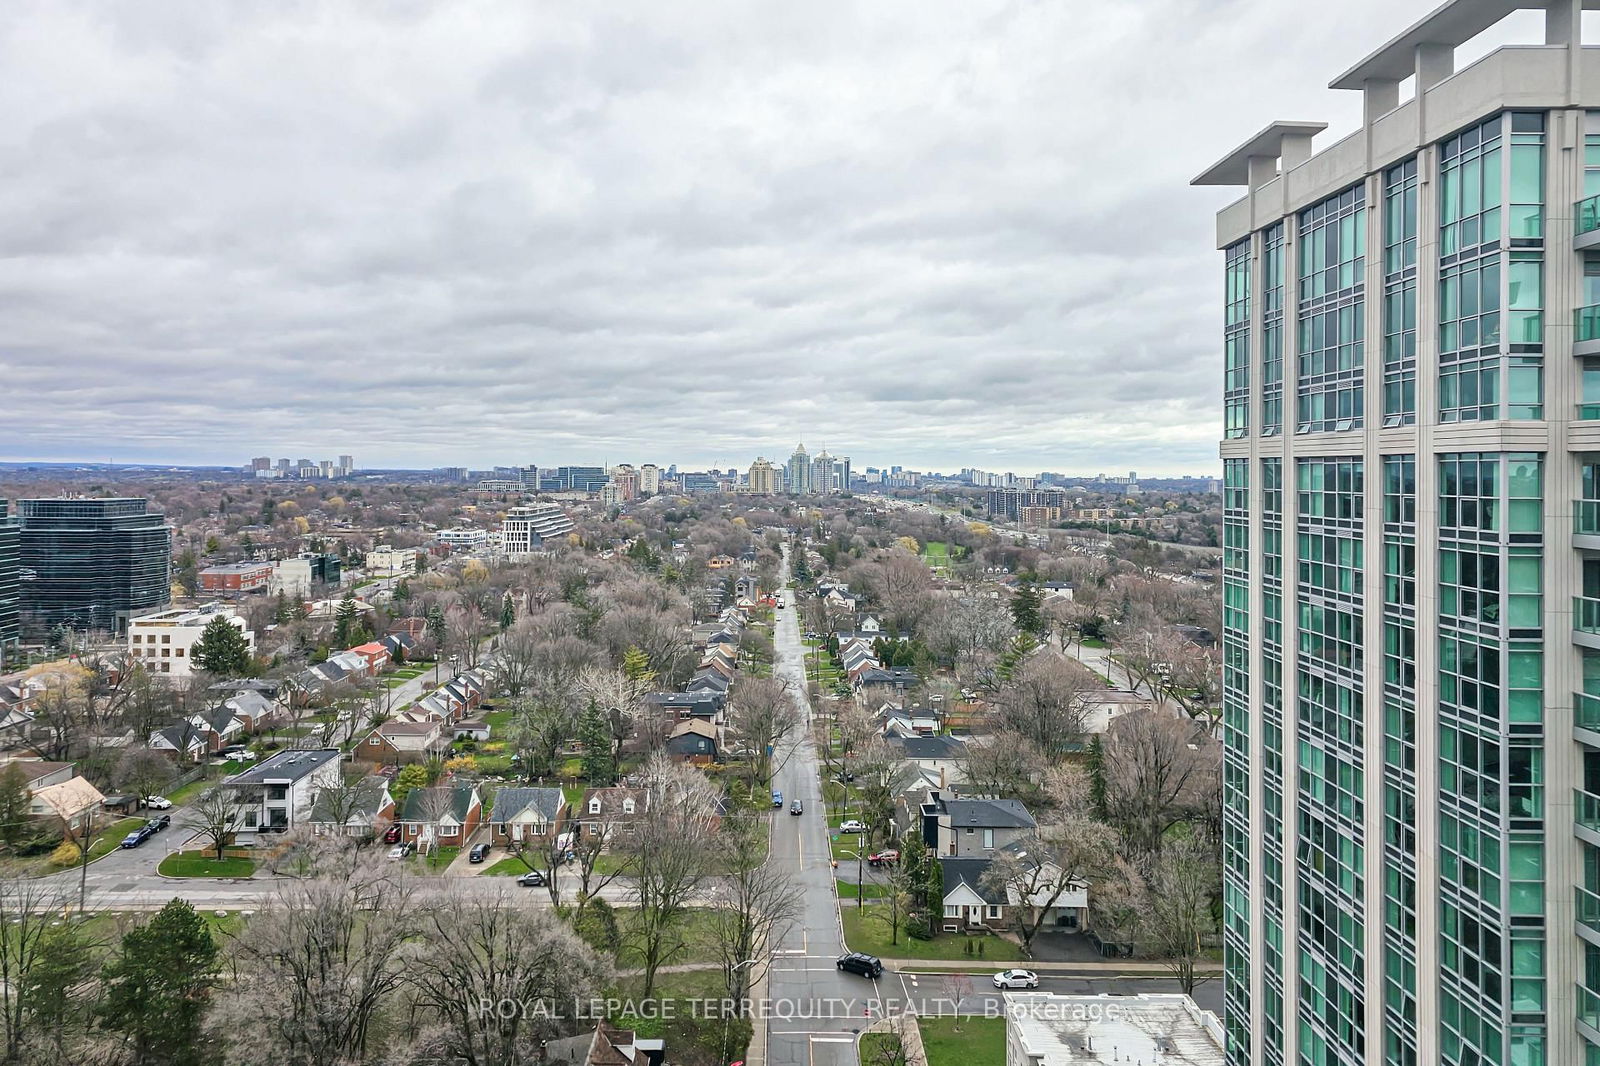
1223 458 1251 1064
0 503 17 652
17 498 171 633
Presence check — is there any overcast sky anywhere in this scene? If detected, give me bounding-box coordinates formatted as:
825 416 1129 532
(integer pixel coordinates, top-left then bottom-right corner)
1 0 1530 475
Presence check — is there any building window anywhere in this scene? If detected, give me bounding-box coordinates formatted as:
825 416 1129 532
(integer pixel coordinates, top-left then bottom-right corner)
1261 222 1285 436
987 905 1002 920
1296 185 1365 434
1382 157 1418 427
623 799 635 814
1224 239 1251 439
983 829 994 850
589 798 601 815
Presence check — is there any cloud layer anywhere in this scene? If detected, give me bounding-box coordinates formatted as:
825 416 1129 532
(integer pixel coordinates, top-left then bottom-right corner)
1 1 1453 473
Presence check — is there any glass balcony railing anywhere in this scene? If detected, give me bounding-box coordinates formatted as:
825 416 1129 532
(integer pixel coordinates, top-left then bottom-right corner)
1580 193 1600 236
1580 886 1600 936
1579 502 1600 534
1577 596 1600 635
1579 303 1600 343
1581 983 1600 1035
1579 692 1600 733
1577 788 1600 835
1581 404 1600 420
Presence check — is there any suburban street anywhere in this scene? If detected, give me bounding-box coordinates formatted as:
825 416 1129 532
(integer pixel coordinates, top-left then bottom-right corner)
763 550 867 1066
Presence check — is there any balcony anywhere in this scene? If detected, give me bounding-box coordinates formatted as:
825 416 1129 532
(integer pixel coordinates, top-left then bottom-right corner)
1580 886 1600 949
1579 194 1600 251
1579 502 1600 551
1578 788 1600 848
1577 597 1600 652
1582 982 1600 1046
1580 693 1600 746
1580 304 1600 357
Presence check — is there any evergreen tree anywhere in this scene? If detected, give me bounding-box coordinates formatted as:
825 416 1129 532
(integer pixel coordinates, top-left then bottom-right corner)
425 604 447 656
333 590 358 649
578 700 614 785
500 593 516 632
1010 580 1044 636
0 763 33 852
191 615 251 677
392 763 429 811
394 578 411 603
99 898 219 1066
24 922 97 1053
621 646 656 685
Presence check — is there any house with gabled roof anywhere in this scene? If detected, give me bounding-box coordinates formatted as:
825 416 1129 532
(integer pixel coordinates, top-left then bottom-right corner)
398 781 482 851
666 719 720 764
488 786 567 847
360 720 450 765
920 790 1037 858
308 776 395 839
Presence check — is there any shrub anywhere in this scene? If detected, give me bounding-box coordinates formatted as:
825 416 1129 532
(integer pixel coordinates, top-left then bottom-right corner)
50 840 81 867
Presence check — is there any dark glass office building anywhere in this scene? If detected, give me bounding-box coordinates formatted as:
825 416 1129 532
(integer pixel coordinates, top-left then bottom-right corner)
0 503 18 651
17 498 171 633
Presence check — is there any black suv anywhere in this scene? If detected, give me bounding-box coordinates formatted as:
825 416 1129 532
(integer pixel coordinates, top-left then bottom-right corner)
836 952 883 979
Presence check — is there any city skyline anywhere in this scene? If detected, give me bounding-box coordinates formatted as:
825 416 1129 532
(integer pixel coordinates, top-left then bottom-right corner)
0 0 1487 477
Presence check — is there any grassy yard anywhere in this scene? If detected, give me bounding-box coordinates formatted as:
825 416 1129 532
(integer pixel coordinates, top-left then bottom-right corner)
840 906 1024 963
158 850 256 878
918 1016 1005 1066
164 777 212 806
615 907 723 969
836 880 889 900
418 846 460 872
389 667 426 680
482 856 535 877
1079 636 1108 649
860 1032 903 1063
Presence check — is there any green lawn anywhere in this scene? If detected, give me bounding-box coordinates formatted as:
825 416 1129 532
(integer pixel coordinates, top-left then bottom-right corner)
860 1032 903 1064
418 846 460 872
483 708 513 730
918 1017 1005 1066
389 668 426 679
615 907 723 969
1079 636 1108 649
164 778 212 806
483 856 536 877
836 879 889 900
158 850 256 878
840 906 1024 962
382 678 409 689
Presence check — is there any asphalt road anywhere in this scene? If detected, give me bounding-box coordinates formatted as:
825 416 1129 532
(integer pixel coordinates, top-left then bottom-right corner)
764 550 865 1066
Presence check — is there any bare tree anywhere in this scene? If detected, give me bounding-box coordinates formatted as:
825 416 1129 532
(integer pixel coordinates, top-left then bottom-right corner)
1136 831 1220 994
961 729 1046 800
406 893 610 1066
993 653 1097 761
0 876 78 1061
221 862 420 1065
709 815 798 1006
192 784 252 861
1101 710 1220 857
578 666 651 766
490 619 540 699
113 748 176 805
572 817 631 908
726 676 801 789
623 756 719 996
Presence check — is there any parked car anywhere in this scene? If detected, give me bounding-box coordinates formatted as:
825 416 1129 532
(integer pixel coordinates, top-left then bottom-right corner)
469 843 491 863
867 849 900 867
992 969 1040 990
516 870 546 887
838 819 867 834
387 842 413 860
384 825 403 844
771 790 783 808
836 952 883 979
145 815 171 833
790 800 803 816
119 827 153 849
144 796 172 810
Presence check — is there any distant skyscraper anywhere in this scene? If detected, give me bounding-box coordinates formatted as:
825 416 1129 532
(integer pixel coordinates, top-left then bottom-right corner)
747 458 780 494
786 444 812 494
338 454 354 472
0 503 18 652
640 464 661 494
250 457 271 472
17 498 171 633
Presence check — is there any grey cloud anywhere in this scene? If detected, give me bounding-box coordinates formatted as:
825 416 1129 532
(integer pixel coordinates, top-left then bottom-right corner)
0 0 1436 473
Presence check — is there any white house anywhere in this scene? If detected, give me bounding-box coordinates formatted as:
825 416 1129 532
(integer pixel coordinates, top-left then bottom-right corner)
220 749 344 835
127 604 254 680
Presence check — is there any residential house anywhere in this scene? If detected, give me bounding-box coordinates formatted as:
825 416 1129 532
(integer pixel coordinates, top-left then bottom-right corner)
327 650 370 680
733 575 759 600
645 691 724 719
666 719 720 764
856 667 920 701
880 706 941 738
453 720 491 742
348 642 391 674
939 857 1009 931
885 734 969 787
576 787 650 845
360 720 451 765
308 776 395 839
920 791 1037 857
545 1020 665 1066
148 704 247 762
221 748 344 835
1080 689 1155 734
706 554 737 570
398 781 483 851
25 763 105 833
488 786 567 848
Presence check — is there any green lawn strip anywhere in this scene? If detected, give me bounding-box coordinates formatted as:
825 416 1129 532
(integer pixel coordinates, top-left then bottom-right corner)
918 1016 1006 1066
840 906 1024 962
381 678 409 689
860 1032 903 1062
78 909 247 949
415 846 460 872
563 784 587 809
836 880 889 900
483 856 537 877
1078 637 1108 649
164 778 212 806
158 850 256 878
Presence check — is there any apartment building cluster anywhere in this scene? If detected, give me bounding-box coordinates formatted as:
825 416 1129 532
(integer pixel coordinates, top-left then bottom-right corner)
247 455 355 479
782 443 852 495
1197 3 1600 1064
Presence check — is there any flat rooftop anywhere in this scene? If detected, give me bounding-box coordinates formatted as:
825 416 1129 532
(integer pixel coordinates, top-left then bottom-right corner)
1005 993 1224 1065
226 748 341 784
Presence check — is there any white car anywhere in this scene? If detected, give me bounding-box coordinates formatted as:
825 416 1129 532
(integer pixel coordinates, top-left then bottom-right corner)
838 819 867 834
387 843 412 860
992 969 1040 990
144 796 172 810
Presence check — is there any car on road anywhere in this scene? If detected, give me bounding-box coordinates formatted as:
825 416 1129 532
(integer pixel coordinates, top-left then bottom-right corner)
867 848 900 867
144 796 172 810
120 826 154 849
771 790 783 808
516 870 546 887
836 952 883 979
789 800 803 815
838 819 867 834
992 969 1040 989
145 815 171 833
468 843 491 863
386 842 414 860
